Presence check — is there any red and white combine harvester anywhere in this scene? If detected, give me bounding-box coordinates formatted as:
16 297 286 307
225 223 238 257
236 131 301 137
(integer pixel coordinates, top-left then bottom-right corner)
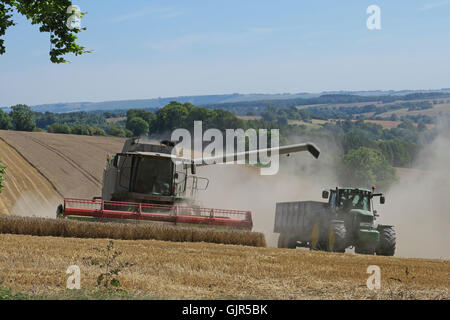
57 138 320 230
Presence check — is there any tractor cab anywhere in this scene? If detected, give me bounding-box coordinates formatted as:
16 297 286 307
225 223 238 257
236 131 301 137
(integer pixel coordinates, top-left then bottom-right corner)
323 187 384 214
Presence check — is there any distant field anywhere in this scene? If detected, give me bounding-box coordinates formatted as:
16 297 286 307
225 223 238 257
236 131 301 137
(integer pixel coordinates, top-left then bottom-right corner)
376 103 450 118
293 98 450 120
105 117 126 124
0 233 448 299
287 119 434 130
288 119 328 128
0 131 124 200
0 138 60 216
351 120 435 130
236 115 262 120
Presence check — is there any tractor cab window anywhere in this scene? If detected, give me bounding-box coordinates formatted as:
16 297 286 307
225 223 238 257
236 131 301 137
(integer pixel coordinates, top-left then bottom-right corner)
132 156 173 196
338 190 371 211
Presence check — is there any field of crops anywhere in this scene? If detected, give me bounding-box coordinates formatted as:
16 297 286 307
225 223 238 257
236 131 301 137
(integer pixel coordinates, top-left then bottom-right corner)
0 233 448 299
0 137 61 216
0 130 124 200
0 215 266 247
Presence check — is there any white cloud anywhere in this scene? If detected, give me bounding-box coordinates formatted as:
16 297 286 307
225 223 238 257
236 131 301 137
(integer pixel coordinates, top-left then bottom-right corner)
420 0 450 11
145 27 286 53
111 6 183 23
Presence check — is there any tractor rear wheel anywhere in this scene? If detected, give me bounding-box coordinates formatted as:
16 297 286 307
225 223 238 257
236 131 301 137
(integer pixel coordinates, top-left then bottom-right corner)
376 226 396 256
327 222 346 253
277 233 297 249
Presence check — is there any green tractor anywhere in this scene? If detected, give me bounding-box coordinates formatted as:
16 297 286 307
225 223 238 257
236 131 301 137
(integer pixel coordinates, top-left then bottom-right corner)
274 187 396 255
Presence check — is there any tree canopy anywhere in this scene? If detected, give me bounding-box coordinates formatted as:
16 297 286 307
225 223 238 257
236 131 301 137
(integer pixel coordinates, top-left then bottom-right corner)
0 0 89 63
338 147 397 190
127 117 149 136
0 109 12 129
10 104 35 131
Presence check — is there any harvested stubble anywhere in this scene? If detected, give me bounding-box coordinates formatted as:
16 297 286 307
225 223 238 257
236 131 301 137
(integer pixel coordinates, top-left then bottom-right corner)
0 215 266 247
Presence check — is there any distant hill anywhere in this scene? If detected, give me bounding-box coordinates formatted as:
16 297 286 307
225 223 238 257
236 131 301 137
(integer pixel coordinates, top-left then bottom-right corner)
4 93 318 113
2 89 450 113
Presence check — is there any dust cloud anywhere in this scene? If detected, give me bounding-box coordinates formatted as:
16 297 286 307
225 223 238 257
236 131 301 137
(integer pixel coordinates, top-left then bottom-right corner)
196 137 339 247
10 191 61 219
196 131 450 260
382 125 450 260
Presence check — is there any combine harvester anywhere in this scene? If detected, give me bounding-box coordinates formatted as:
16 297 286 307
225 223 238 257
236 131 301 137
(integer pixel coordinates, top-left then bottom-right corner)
57 138 320 230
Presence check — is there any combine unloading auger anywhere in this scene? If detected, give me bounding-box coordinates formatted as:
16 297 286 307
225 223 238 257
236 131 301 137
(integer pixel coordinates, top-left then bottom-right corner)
57 138 320 230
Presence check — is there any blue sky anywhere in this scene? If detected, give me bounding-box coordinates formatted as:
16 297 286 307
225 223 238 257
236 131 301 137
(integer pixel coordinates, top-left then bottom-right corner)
1 0 450 106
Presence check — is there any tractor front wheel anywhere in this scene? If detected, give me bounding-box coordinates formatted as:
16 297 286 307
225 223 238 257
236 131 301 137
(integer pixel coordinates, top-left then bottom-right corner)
376 226 396 256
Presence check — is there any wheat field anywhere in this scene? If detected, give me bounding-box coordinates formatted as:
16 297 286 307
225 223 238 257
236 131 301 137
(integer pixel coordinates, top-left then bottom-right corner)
0 215 266 247
0 233 448 299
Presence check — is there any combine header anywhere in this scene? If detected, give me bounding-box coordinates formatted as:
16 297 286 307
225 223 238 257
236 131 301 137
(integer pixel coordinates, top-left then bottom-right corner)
57 138 320 230
63 198 253 229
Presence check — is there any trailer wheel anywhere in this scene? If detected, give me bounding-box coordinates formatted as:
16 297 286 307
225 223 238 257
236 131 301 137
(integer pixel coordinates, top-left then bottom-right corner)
278 233 297 249
327 223 346 253
376 226 396 256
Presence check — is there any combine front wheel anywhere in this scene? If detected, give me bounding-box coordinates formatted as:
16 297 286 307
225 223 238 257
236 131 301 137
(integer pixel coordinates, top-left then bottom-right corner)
56 204 64 218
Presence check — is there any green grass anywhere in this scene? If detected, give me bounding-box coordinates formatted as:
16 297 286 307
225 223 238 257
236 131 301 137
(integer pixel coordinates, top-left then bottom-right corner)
0 285 254 300
0 285 158 300
0 286 33 300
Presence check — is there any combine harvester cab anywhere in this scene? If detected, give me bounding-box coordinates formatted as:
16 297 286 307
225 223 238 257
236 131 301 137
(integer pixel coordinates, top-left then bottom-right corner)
58 138 320 230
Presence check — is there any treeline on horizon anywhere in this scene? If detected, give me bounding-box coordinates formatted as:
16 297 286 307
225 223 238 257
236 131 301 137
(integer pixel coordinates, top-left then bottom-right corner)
0 100 442 190
201 91 450 115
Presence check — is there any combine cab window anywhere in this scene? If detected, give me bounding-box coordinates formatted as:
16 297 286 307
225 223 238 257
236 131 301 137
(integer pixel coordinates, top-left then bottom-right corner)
118 156 132 189
330 191 337 208
132 157 173 196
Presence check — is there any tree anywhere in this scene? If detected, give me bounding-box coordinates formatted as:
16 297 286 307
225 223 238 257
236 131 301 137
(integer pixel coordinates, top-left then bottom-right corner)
0 0 89 63
108 126 126 138
338 147 397 190
127 117 149 136
10 104 35 131
90 126 106 136
0 109 12 129
70 124 91 135
48 122 71 134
